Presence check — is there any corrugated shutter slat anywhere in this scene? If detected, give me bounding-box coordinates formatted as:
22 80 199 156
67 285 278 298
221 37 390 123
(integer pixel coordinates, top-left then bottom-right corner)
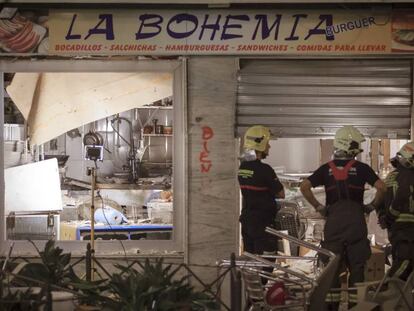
236 59 412 138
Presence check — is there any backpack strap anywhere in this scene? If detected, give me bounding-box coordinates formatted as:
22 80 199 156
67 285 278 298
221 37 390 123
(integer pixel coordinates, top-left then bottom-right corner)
327 159 356 200
328 159 356 181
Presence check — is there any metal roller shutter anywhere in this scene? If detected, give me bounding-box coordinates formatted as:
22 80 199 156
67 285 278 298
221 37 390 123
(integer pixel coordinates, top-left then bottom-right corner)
237 59 412 139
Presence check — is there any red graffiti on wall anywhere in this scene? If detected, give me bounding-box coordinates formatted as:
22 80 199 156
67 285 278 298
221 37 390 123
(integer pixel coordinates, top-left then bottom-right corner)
199 126 213 173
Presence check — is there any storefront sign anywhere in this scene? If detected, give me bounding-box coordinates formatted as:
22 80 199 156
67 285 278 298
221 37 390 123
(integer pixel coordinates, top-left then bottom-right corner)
2 8 414 55
48 9 392 55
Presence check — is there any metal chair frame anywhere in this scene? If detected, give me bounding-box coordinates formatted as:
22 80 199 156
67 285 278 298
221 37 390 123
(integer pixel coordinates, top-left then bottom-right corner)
222 227 340 310
240 266 307 310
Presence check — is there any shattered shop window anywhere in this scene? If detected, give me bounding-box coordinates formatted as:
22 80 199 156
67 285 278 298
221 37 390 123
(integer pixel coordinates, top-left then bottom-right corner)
4 72 174 242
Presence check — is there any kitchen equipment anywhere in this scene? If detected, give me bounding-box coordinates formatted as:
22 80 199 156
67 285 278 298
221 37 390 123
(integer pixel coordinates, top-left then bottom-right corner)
83 130 103 146
143 125 153 134
6 213 60 240
67 128 81 139
113 172 131 184
5 159 63 214
155 125 164 135
152 118 158 132
163 97 173 106
163 126 173 135
147 201 173 224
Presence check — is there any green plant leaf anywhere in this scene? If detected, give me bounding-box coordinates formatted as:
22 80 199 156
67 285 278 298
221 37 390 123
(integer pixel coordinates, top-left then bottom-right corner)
104 258 218 311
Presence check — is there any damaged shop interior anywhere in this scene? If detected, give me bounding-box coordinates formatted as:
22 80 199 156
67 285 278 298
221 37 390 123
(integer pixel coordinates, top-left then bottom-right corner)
4 71 175 242
235 58 412 284
235 136 407 301
264 137 401 252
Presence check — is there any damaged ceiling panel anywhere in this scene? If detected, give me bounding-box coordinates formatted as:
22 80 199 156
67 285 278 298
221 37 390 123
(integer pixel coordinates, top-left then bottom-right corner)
6 72 173 145
6 73 40 120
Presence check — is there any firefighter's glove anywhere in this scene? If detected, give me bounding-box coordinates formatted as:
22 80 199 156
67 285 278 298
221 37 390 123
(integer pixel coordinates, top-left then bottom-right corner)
364 203 376 215
315 205 327 217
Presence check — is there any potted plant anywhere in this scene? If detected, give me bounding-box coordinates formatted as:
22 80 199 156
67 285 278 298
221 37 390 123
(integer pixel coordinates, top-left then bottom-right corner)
10 240 106 311
68 269 108 310
14 240 73 287
104 258 219 311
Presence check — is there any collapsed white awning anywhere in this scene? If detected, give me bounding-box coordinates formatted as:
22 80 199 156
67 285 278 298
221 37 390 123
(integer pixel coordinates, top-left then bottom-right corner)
6 72 173 145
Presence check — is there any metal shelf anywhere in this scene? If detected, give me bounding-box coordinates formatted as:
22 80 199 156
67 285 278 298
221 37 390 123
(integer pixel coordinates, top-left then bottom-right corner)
65 178 170 190
139 106 173 110
142 160 172 166
143 134 172 137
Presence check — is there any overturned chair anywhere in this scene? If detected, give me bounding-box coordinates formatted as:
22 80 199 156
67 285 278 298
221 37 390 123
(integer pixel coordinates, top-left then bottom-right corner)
239 260 309 310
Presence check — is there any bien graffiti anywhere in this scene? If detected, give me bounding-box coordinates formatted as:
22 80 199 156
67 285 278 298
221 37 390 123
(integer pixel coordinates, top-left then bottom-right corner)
199 126 213 173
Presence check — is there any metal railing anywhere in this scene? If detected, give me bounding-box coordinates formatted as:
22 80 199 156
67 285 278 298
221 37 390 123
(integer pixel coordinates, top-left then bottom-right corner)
1 242 236 310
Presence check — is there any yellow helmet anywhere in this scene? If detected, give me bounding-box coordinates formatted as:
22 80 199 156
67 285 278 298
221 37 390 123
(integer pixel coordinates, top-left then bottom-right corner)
333 126 365 157
395 141 414 168
243 125 271 152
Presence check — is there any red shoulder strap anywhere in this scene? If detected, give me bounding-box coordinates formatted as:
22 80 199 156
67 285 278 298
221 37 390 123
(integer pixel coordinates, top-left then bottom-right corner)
328 159 356 181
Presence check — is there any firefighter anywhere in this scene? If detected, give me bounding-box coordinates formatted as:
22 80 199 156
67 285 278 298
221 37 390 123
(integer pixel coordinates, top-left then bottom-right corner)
379 142 414 281
300 126 386 310
238 125 285 258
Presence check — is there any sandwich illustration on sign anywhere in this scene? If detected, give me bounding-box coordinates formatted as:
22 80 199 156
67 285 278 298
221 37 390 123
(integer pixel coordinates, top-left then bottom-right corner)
0 11 47 53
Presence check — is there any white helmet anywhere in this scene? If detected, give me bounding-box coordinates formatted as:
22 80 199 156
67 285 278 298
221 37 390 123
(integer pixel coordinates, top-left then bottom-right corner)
333 126 365 158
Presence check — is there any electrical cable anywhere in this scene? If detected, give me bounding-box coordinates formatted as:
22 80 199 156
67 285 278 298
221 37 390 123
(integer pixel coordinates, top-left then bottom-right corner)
110 118 131 147
92 159 129 265
96 189 129 266
103 118 112 154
